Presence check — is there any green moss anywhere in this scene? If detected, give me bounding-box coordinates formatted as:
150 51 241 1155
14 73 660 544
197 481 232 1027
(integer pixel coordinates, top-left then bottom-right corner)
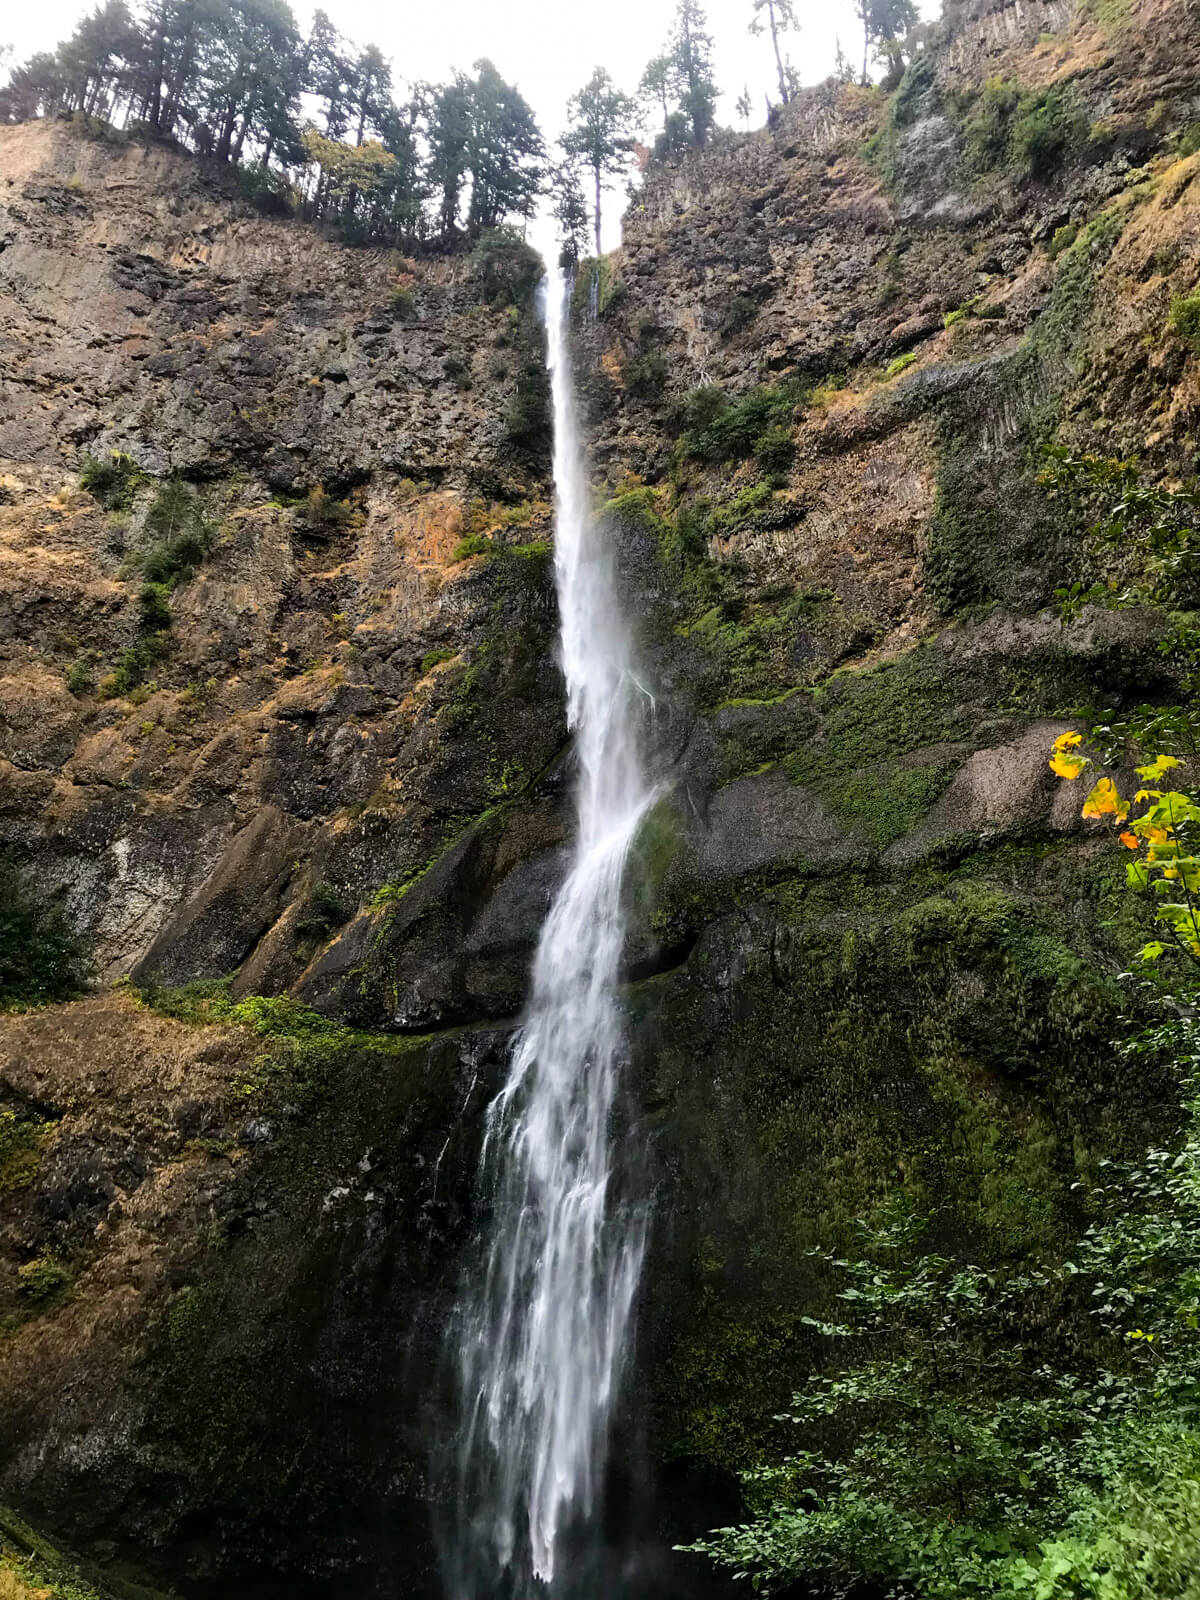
420 647 457 674
653 863 1137 1474
1047 222 1078 259
571 255 626 318
885 350 918 379
0 1112 46 1194
825 763 952 848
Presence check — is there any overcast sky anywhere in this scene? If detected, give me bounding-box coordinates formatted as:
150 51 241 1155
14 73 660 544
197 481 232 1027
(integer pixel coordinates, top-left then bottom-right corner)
4 0 941 247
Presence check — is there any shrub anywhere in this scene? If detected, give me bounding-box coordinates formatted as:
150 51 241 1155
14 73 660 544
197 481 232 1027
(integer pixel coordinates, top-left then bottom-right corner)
964 76 1021 169
421 647 457 673
680 380 805 463
302 484 354 530
1011 86 1085 179
79 450 141 510
1175 121 1200 158
1168 292 1200 352
16 1254 70 1304
504 362 552 451
753 424 795 476
452 533 493 562
625 350 669 400
138 580 173 632
720 295 758 338
293 880 347 943
1047 222 1078 259
389 282 416 320
471 227 543 308
65 659 93 695
0 859 86 1008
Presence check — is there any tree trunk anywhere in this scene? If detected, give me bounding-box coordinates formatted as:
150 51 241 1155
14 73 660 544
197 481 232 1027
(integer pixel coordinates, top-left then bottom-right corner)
770 3 789 103
593 162 602 258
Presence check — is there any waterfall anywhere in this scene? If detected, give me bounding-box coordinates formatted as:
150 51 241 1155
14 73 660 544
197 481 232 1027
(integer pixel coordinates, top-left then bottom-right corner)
450 259 655 1595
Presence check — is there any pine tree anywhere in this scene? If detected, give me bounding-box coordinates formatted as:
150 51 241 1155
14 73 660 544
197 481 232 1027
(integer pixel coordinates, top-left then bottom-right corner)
668 0 718 148
549 159 590 269
638 52 679 140
562 67 634 257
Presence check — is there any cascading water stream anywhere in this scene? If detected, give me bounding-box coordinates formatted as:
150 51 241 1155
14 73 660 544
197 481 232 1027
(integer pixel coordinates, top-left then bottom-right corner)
450 257 655 1596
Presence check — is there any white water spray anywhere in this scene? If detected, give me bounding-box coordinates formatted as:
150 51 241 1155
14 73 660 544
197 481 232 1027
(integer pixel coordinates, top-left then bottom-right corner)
452 261 655 1594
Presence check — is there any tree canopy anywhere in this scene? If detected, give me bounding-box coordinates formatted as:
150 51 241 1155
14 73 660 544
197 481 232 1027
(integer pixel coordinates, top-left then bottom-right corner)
0 0 546 248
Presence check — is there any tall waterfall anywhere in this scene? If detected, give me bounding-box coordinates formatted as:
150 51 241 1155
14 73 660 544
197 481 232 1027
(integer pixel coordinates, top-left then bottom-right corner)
451 261 655 1595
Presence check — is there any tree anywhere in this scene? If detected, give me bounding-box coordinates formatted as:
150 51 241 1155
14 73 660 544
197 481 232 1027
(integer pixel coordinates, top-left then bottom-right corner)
562 67 634 257
346 42 390 147
735 85 752 128
856 0 919 86
668 0 718 147
749 0 797 106
549 159 589 269
462 59 544 235
638 51 678 140
427 74 473 237
305 9 350 139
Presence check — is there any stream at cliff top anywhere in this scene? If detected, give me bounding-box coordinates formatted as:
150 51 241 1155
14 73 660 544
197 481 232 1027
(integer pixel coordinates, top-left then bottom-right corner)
448 258 656 1597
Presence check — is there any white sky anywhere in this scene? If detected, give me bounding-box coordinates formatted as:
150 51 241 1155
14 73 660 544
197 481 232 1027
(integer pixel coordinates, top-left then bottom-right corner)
4 0 942 246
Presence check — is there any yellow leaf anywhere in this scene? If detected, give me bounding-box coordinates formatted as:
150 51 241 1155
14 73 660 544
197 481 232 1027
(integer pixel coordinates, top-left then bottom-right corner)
1136 755 1182 781
1050 753 1088 780
1054 731 1084 752
1119 831 1139 849
1082 777 1128 821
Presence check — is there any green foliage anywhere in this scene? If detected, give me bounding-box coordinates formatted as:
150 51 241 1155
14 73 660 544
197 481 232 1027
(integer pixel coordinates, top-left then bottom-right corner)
826 762 952 848
964 78 1086 180
625 350 669 401
78 450 140 511
572 256 627 318
420 647 457 674
452 533 494 562
388 282 416 320
885 350 918 378
0 1112 44 1195
16 1255 70 1306
1048 222 1079 259
720 295 759 339
64 659 92 696
504 362 552 452
1168 292 1200 353
0 860 86 1009
0 1506 110 1600
679 380 804 464
471 227 543 308
1041 448 1200 617
292 881 347 944
301 484 354 531
684 996 1200 1598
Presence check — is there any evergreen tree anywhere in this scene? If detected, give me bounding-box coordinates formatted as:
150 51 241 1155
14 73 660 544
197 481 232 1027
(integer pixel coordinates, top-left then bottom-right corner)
305 9 350 140
638 51 679 141
562 67 634 257
463 60 544 234
427 73 474 237
549 158 589 269
856 0 918 86
668 0 718 147
346 42 390 148
749 0 797 106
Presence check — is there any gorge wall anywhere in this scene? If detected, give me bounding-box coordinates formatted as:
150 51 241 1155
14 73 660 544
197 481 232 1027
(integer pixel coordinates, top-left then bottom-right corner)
3 0 1200 1592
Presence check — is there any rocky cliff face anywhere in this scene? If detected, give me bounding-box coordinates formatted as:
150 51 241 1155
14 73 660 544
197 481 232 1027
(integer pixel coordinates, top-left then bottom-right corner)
3 0 1200 1594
